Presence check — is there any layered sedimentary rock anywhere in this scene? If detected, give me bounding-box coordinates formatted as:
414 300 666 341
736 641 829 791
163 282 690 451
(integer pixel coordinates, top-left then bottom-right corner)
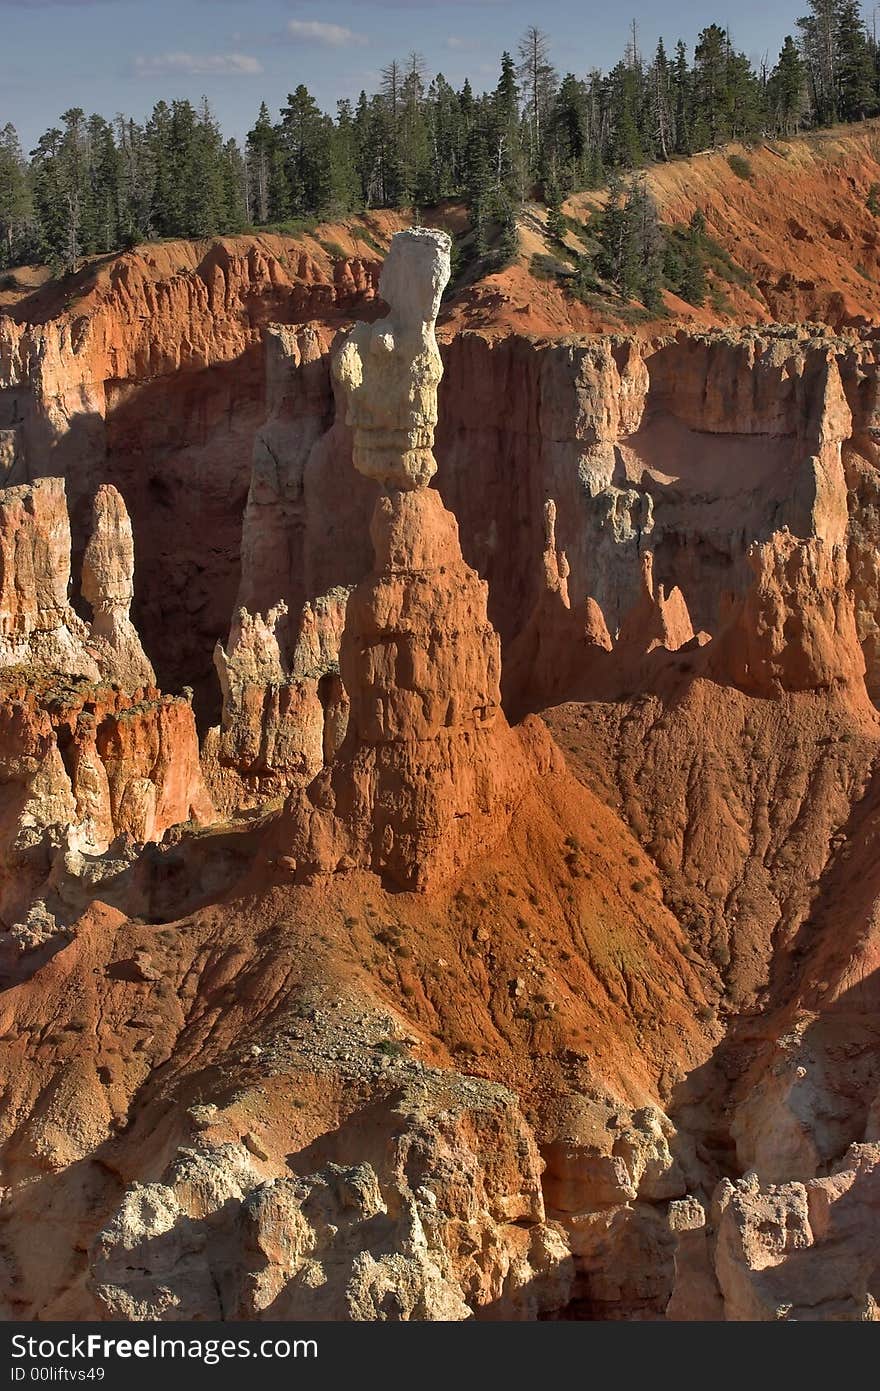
0 477 99 679
716 531 865 696
0 679 212 932
287 487 549 890
436 329 854 674
0 233 387 722
333 227 448 490
6 217 875 731
0 477 211 932
81 484 155 689
225 323 871 744
90 1072 571 1322
198 283 880 1320
204 591 349 815
0 787 710 1319
284 230 546 891
6 208 880 1319
712 1146 880 1320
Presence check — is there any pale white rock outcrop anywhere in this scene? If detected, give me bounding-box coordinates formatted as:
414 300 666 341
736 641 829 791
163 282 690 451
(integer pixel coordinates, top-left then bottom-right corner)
82 484 156 689
333 226 451 490
0 477 99 679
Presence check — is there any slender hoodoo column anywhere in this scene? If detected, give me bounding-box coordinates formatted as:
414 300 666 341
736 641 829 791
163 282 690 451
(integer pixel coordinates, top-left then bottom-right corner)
286 229 550 890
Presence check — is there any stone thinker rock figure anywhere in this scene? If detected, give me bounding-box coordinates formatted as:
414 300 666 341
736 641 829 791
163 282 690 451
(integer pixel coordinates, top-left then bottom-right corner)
287 220 547 892
333 226 451 490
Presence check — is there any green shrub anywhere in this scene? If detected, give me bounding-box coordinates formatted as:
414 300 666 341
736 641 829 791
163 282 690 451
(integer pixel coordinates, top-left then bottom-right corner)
352 225 385 255
259 217 319 238
727 153 754 182
317 238 347 261
530 252 560 280
375 924 401 948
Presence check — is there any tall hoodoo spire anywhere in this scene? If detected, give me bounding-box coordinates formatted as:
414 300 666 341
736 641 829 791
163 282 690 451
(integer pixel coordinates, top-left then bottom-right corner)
286 228 548 890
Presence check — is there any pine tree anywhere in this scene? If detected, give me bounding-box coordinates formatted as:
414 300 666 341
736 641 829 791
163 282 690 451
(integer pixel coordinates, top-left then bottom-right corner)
464 121 492 254
397 51 430 203
114 116 150 247
364 94 397 206
550 74 590 189
650 39 675 160
0 124 31 266
246 102 275 224
267 145 291 222
30 128 64 267
595 174 639 297
583 69 606 163
594 174 666 305
517 26 557 169
608 62 645 167
459 78 475 131
625 21 655 163
628 177 665 309
82 114 119 253
186 99 227 236
381 60 402 121
768 36 809 134
837 0 876 120
379 59 406 203
692 25 732 147
496 194 519 263
220 138 248 232
544 173 566 239
278 85 333 216
672 40 694 154
678 209 708 305
145 98 228 239
31 109 89 272
727 48 764 140
16 6 880 270
429 75 465 198
58 108 88 270
798 0 842 125
145 101 176 235
352 92 376 206
492 52 526 199
329 99 362 215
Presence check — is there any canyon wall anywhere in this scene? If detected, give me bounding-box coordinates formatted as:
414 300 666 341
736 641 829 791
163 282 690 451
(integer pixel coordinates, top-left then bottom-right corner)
2 217 880 1320
0 476 211 938
0 233 385 724
6 222 880 732
226 321 880 745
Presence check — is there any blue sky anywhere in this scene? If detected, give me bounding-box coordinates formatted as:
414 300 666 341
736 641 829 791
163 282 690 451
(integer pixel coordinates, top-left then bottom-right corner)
1 0 829 152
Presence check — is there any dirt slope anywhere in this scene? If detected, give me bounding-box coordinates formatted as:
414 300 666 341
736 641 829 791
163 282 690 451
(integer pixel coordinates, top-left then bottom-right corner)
448 119 880 339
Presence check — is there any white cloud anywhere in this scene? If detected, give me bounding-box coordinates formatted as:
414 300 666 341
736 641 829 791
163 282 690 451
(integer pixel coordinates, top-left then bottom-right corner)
285 19 368 47
445 35 483 54
134 51 263 78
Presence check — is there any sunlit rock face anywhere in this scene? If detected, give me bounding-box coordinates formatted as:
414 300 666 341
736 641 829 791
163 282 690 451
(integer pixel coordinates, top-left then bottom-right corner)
283 228 548 892
333 228 451 491
0 474 211 932
81 484 156 690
